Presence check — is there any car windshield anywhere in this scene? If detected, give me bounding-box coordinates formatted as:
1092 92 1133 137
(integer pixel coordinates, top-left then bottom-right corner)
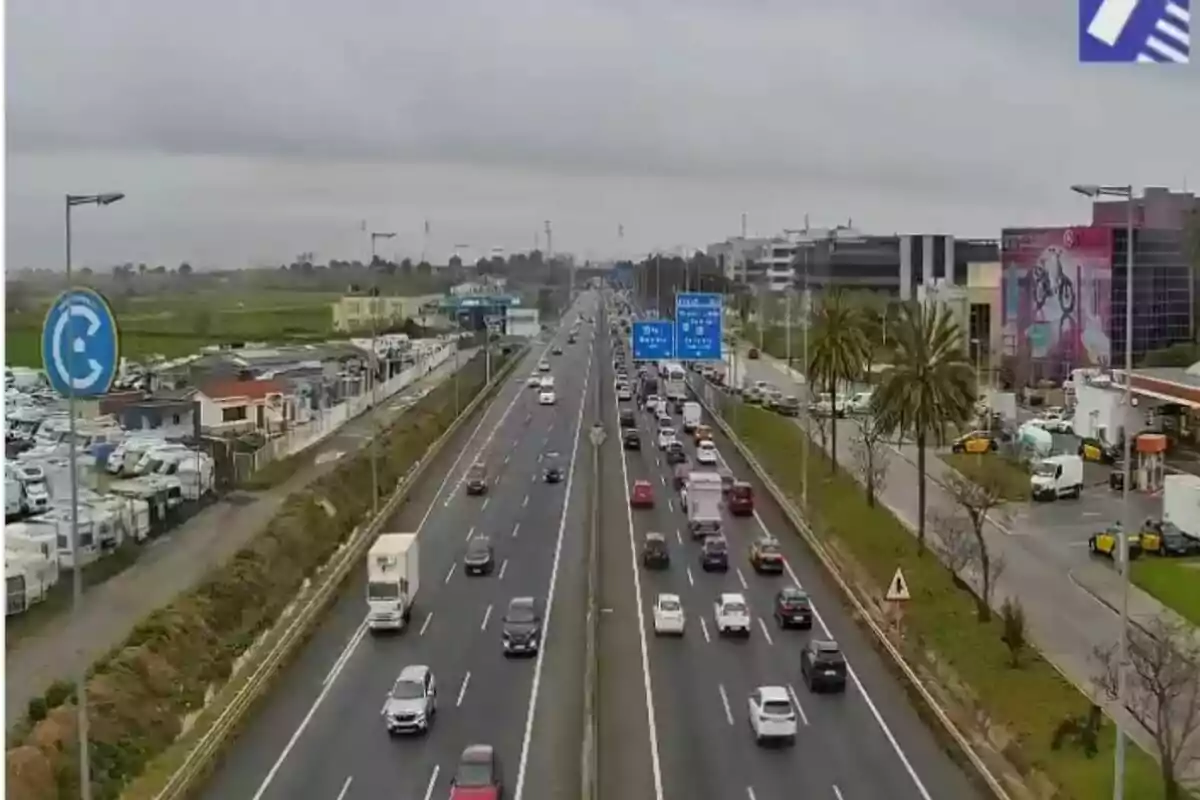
661 428 675 437
762 699 792 716
705 538 727 552
391 679 424 700
507 604 536 623
1033 462 1057 477
454 761 493 787
659 599 681 612
723 602 746 614
367 581 400 600
757 542 779 554
782 591 809 606
467 538 490 555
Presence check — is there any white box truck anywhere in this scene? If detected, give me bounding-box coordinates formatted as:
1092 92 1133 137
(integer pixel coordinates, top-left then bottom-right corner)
1162 474 1200 541
367 533 420 632
683 471 724 538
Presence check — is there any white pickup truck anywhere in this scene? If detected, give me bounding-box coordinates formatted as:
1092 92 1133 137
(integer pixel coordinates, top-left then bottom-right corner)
714 592 751 636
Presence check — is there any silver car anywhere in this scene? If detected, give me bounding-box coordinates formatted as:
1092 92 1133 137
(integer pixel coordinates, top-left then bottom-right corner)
384 664 437 734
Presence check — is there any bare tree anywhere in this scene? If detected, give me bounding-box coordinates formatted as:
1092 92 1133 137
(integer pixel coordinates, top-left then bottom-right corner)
1094 616 1200 799
938 469 1009 621
851 416 890 507
807 408 831 459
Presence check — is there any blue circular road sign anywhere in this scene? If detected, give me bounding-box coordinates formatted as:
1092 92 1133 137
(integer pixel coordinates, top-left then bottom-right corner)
41 288 121 398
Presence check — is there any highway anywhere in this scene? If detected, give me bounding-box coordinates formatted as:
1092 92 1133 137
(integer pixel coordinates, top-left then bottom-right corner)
599 302 982 800
200 295 599 800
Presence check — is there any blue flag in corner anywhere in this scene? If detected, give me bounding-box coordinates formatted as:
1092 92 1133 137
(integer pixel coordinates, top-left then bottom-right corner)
1079 0 1190 63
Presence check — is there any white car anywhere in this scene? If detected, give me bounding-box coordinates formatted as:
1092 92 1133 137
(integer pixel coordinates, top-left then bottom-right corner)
539 390 557 405
1030 416 1072 434
652 593 686 635
528 374 543 388
714 592 751 636
646 394 662 413
538 360 551 373
657 427 677 450
696 440 718 465
617 384 633 401
748 686 797 745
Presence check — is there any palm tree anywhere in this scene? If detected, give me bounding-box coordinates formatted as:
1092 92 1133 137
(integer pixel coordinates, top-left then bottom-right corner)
807 289 870 471
871 301 976 552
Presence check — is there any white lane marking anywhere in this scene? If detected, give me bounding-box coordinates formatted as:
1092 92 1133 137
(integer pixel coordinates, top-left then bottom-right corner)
456 672 472 707
522 494 529 507
833 786 845 800
514 338 595 800
787 683 810 726
499 559 508 580
659 473 665 485
736 567 749 590
718 683 734 726
531 473 537 482
757 617 775 645
482 497 490 511
700 616 711 643
504 453 510 464
667 499 674 513
480 604 493 631
466 525 475 541
444 563 457 584
322 618 368 686
686 566 695 587
675 528 682 545
335 775 353 800
418 612 433 636
421 765 440 800
746 788 758 800
512 522 521 537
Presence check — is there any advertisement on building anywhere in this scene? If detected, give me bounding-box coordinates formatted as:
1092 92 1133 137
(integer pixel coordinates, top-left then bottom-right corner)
1001 226 1112 378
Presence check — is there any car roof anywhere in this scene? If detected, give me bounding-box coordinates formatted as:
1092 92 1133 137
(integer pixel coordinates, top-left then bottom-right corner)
720 592 746 603
397 664 430 682
645 531 666 541
812 639 840 652
757 685 790 702
634 479 652 486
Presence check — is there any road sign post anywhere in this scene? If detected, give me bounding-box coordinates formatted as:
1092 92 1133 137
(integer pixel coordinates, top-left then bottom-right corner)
631 320 675 361
675 292 723 361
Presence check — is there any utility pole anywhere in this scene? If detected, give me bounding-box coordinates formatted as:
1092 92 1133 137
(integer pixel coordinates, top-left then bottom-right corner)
369 230 396 516
801 246 811 511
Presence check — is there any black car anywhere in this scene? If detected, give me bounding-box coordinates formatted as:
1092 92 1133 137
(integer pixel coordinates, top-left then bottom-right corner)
552 345 563 355
502 597 542 656
700 535 729 572
1158 529 1200 557
463 535 495 576
568 334 577 344
642 532 670 569
800 639 847 693
774 586 813 629
665 442 687 465
619 408 637 428
623 430 641 450
543 452 564 483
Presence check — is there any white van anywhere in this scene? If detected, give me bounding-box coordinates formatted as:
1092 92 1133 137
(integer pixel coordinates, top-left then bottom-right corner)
682 402 702 432
1030 454 1084 501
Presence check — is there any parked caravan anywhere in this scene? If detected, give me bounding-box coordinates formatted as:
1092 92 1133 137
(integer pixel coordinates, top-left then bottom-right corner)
107 436 168 475
80 489 152 543
13 464 51 515
5 520 60 561
108 479 173 537
6 550 59 616
5 468 24 518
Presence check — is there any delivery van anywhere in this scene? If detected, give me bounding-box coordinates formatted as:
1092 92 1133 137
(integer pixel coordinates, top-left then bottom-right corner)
1030 454 1083 501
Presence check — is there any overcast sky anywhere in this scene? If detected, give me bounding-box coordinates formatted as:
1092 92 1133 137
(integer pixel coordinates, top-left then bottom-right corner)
6 0 1199 270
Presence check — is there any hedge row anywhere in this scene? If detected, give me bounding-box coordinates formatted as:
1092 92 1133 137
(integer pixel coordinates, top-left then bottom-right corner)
6 350 508 800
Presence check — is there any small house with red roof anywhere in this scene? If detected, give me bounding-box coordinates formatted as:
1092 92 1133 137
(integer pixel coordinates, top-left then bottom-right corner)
194 377 294 433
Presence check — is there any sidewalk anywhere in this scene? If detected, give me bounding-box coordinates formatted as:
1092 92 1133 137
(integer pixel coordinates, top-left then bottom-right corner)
732 345 1200 777
4 351 475 731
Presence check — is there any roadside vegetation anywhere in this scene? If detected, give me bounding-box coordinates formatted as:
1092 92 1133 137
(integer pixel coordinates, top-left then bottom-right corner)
943 452 1030 502
1132 558 1200 628
4 349 511 800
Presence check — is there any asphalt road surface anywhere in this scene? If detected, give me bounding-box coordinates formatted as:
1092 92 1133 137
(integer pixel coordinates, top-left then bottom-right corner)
597 311 981 800
200 296 598 800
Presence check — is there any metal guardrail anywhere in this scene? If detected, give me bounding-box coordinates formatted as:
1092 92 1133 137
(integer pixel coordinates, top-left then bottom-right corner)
689 378 1014 800
147 348 528 800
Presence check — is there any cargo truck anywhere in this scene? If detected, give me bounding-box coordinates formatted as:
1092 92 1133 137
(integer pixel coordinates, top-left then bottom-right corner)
682 471 724 538
1162 474 1200 542
367 533 420 632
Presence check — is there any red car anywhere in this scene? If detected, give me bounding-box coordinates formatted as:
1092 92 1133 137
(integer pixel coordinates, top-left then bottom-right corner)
630 479 655 508
728 482 754 515
449 744 504 799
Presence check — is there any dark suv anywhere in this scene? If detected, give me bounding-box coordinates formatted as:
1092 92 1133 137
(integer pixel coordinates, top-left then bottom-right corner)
502 597 542 657
642 532 670 569
463 535 495 576
619 408 637 428
774 586 812 629
700 535 729 572
800 639 847 693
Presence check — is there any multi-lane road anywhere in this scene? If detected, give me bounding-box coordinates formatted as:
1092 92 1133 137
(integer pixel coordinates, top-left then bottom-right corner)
202 297 600 800
594 313 981 800
197 290 984 800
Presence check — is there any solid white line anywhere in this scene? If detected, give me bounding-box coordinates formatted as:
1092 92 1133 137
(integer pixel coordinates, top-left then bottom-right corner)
512 522 521 537
482 497 490 511
499 559 508 580
456 671 472 707
787 683 810 726
736 567 748 590
686 566 695 587
718 683 734 726
480 604 493 631
418 612 433 636
514 333 595 800
675 528 682 545
757 617 774 645
832 784 845 800
444 563 457 584
335 775 353 800
322 618 368 686
421 765 440 800
610 338 667 799
700 616 711 643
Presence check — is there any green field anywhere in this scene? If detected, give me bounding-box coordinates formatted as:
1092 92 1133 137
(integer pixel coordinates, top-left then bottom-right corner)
6 290 341 367
1132 558 1200 628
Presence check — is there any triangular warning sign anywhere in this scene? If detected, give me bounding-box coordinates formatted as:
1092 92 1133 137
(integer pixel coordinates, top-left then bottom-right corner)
885 568 910 601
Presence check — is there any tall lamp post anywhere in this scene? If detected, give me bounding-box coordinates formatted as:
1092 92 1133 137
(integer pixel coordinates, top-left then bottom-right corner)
368 231 396 515
65 191 125 800
1071 182 1135 800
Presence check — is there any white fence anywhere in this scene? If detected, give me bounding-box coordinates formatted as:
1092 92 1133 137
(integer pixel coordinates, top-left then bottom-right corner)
232 344 455 481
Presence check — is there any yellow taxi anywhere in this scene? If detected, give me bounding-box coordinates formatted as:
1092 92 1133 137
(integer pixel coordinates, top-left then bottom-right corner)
694 424 713 443
1088 524 1143 561
951 430 997 455
1137 520 1200 557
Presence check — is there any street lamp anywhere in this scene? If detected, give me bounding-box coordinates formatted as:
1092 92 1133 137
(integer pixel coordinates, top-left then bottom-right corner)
1071 182 1135 800
65 191 125 800
368 231 396 515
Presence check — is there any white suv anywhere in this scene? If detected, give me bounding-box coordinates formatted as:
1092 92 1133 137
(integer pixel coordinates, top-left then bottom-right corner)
652 593 685 635
748 686 797 745
696 440 718 465
657 427 677 450
714 592 750 636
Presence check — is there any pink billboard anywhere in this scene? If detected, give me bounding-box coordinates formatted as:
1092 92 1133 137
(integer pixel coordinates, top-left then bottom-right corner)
1001 226 1113 375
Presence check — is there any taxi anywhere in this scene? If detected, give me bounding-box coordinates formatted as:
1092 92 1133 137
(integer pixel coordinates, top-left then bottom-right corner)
1138 520 1200 557
1088 524 1143 562
693 424 714 443
951 430 997 455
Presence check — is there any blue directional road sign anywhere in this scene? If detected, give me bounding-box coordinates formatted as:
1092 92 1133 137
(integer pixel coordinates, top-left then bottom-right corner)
675 292 723 361
632 320 675 361
41 288 121 398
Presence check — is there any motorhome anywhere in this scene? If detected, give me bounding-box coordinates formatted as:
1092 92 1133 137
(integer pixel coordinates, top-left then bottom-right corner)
12 464 51 515
44 502 123 568
108 479 173 538
80 489 152 543
6 550 59 616
146 449 214 500
367 533 420 631
6 466 25 518
5 520 60 562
